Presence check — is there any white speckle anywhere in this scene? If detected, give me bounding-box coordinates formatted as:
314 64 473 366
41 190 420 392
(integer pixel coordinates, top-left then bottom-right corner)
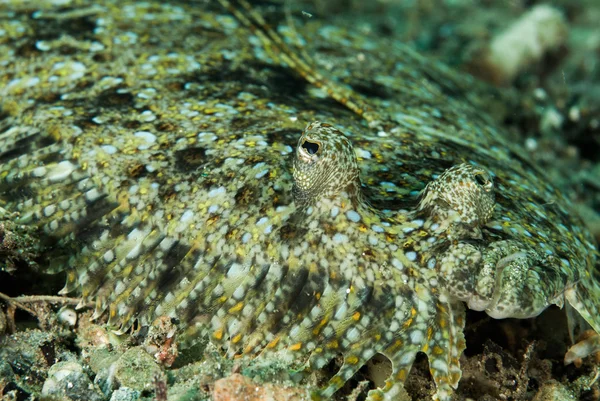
137 87 157 99
402 226 415 233
368 235 378 246
346 210 361 223
430 223 440 230
92 116 107 124
412 219 424 227
139 110 156 122
134 131 157 150
427 258 436 269
43 205 57 217
410 330 423 344
101 145 117 154
264 225 273 234
85 188 102 202
392 258 403 270
346 327 360 342
371 225 384 233
208 205 219 214
36 40 51 51
525 137 538 151
208 186 226 197
406 251 417 261
103 250 115 263
255 169 269 179
198 131 217 142
232 286 245 300
331 206 339 218
242 232 251 243
432 359 448 372
115 281 126 296
333 233 349 244
257 217 268 226
33 167 47 177
48 161 75 182
180 210 194 223
356 148 372 159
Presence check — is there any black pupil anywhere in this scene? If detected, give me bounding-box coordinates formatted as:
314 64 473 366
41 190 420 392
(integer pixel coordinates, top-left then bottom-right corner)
302 141 320 155
475 174 487 186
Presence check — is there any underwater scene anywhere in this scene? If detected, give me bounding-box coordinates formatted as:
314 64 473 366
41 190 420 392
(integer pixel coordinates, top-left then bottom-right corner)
1 0 599 400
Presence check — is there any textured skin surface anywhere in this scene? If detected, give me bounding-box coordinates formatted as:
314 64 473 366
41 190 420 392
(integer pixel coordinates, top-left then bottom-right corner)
0 0 599 400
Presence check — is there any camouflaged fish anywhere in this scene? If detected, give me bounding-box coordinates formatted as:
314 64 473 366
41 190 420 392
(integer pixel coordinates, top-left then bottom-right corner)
1 0 599 400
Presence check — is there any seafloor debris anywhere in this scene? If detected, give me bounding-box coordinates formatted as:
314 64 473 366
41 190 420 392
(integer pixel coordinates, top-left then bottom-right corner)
469 5 568 85
212 373 309 401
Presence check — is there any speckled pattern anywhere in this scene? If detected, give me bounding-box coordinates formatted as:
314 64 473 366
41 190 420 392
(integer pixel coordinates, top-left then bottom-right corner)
0 0 599 400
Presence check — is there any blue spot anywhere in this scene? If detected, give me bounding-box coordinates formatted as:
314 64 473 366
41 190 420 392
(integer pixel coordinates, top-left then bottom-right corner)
242 232 251 243
346 210 360 223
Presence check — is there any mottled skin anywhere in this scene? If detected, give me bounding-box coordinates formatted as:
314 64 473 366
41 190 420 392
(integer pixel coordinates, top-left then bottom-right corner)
1 1 599 400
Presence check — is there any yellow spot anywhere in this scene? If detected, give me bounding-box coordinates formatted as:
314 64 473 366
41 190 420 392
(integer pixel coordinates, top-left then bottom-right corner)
369 393 383 401
352 312 361 321
219 296 227 304
396 369 407 381
433 346 445 355
267 337 280 349
228 302 244 313
330 376 344 387
213 328 223 340
422 343 429 353
231 333 242 344
289 342 302 351
326 340 339 349
315 292 321 300
346 355 359 365
403 318 413 328
427 327 433 340
374 333 381 341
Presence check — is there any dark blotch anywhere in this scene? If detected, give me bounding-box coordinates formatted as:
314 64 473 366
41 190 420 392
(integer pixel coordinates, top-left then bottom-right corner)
95 89 134 109
235 185 258 207
39 342 56 366
175 147 207 172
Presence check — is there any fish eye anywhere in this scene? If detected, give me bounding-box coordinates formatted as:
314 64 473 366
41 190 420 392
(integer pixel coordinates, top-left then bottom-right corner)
302 140 320 155
474 172 492 191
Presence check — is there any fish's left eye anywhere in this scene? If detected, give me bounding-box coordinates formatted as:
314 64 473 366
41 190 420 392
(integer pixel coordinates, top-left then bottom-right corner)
302 140 320 155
